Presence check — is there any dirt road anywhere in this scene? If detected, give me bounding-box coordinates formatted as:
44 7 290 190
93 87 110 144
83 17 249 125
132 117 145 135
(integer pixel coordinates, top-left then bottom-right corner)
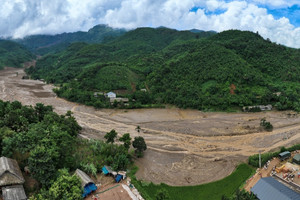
1 67 300 186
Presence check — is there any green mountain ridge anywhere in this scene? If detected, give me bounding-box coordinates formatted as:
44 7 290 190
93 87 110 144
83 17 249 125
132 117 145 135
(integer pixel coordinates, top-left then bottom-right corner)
26 28 300 111
14 24 127 55
0 40 35 70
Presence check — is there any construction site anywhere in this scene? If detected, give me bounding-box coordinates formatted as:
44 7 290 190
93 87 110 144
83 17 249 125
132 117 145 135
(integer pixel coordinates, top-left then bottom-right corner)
245 151 300 199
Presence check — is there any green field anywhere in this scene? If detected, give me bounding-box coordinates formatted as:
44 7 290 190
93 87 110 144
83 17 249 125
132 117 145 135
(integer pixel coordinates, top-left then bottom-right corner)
131 163 254 200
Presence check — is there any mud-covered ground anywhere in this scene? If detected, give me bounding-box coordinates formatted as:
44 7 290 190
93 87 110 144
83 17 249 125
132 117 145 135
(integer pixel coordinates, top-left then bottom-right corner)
1 67 300 186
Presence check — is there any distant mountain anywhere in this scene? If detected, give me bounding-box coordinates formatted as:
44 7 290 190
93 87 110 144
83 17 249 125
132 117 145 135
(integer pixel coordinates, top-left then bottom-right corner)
0 40 35 70
26 28 300 111
14 25 127 55
189 29 216 34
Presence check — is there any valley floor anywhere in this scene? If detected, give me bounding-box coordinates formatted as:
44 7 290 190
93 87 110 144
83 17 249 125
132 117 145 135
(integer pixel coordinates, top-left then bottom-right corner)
1 67 300 186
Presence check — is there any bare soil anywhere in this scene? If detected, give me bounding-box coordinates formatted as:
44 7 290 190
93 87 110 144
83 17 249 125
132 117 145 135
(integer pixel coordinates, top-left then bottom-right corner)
1 67 300 186
91 184 132 200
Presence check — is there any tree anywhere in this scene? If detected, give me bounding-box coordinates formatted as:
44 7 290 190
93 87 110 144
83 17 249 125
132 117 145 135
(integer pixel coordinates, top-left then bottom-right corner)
119 133 132 149
260 118 273 131
80 163 97 177
113 153 129 171
34 103 53 121
222 189 258 200
136 126 141 133
132 136 147 157
104 129 117 143
29 169 82 200
0 127 15 155
155 189 170 200
48 169 82 200
28 141 59 187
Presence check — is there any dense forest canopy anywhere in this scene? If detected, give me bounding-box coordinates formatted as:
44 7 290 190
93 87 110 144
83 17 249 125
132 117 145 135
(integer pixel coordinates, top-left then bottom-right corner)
0 40 34 70
0 100 135 199
25 28 300 111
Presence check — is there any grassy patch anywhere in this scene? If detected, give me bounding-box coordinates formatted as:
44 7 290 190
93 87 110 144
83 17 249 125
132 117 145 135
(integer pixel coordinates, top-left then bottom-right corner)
131 163 254 200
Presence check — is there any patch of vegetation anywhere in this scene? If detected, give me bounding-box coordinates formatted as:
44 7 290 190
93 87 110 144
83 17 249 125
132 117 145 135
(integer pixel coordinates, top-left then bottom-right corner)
260 118 273 131
0 40 34 69
222 189 258 200
248 144 300 167
29 169 82 200
130 163 254 200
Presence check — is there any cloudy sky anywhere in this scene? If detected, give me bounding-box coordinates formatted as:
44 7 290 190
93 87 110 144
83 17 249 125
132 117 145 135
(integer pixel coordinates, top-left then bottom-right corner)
1 0 299 48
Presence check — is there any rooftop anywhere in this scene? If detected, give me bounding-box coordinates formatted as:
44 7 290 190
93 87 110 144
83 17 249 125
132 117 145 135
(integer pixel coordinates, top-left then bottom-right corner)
0 157 25 187
2 185 27 200
75 169 95 188
251 177 300 200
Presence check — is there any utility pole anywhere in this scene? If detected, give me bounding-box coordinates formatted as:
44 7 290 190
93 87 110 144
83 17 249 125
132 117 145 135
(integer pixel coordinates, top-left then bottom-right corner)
259 152 261 168
258 150 264 168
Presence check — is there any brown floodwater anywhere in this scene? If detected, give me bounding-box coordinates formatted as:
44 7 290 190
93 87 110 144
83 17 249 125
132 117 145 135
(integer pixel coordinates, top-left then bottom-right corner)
1 67 300 186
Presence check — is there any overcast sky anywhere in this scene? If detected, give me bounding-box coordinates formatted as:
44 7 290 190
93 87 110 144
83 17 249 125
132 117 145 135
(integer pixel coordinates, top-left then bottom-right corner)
1 0 299 48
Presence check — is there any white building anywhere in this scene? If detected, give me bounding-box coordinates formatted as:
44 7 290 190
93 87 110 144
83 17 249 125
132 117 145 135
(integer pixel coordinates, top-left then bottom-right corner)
106 92 116 98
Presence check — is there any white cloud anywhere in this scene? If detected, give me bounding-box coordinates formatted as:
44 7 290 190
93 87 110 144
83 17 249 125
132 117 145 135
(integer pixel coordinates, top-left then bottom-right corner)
206 0 225 11
250 0 300 8
0 0 299 48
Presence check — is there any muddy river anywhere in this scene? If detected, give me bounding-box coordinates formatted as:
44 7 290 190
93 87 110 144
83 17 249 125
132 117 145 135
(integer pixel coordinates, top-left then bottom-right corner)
1 67 300 186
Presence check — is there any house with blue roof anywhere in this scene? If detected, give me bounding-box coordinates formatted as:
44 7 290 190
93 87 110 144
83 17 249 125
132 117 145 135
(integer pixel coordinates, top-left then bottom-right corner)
75 169 97 198
102 165 113 175
251 177 300 200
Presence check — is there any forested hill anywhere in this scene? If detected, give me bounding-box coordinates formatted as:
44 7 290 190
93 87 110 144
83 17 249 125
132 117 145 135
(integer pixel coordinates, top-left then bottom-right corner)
26 28 300 111
14 24 127 55
0 40 34 70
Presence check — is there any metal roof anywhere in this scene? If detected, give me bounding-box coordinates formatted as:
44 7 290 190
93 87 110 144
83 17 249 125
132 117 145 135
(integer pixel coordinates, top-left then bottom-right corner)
279 151 291 157
75 169 95 188
0 157 25 187
2 185 27 200
293 154 300 161
104 165 113 173
251 177 300 200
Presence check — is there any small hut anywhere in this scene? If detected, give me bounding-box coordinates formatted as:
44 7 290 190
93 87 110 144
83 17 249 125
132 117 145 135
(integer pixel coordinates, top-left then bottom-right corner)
2 185 27 200
75 169 97 198
278 151 291 161
102 166 113 175
0 157 25 187
293 154 300 165
115 171 127 183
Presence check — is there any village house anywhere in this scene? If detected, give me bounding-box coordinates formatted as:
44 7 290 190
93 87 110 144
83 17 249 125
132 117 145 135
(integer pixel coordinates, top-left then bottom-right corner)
75 169 97 198
293 154 300 165
0 157 27 200
2 185 27 200
106 92 116 99
243 105 272 112
109 97 129 104
93 92 104 98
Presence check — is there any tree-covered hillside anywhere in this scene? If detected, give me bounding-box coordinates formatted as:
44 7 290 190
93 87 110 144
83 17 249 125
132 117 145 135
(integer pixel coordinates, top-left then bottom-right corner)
15 24 127 55
0 40 34 70
26 28 300 111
